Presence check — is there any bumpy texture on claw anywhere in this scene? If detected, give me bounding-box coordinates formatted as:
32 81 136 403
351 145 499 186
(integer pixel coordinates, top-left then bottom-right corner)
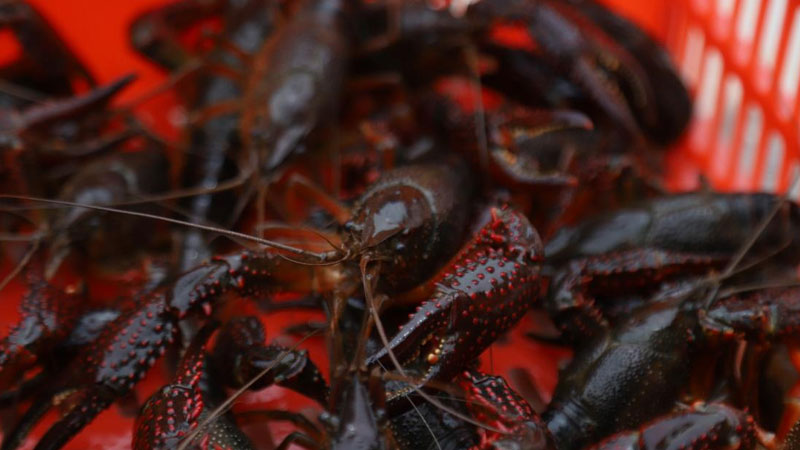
133 325 212 450
0 279 81 389
367 205 543 409
459 369 554 450
702 287 800 341
1 292 177 450
133 324 255 450
544 192 800 341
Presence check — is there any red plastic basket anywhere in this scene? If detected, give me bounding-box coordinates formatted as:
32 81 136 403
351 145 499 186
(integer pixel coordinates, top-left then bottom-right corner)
2 0 797 448
606 0 800 194
18 0 793 194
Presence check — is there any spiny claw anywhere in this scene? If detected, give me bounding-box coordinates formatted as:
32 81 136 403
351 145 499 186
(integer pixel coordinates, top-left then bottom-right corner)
702 286 800 342
488 107 592 189
3 293 177 450
522 3 640 138
425 76 590 189
562 0 692 144
5 244 335 449
0 278 82 389
134 322 258 450
367 206 543 408
133 324 217 450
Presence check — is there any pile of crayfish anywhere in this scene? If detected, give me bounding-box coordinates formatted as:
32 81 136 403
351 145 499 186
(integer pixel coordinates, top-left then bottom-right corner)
1 0 800 448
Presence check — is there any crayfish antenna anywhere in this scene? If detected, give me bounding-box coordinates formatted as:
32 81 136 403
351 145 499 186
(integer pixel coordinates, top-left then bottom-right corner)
702 173 800 309
364 268 509 437
0 239 39 294
0 195 336 262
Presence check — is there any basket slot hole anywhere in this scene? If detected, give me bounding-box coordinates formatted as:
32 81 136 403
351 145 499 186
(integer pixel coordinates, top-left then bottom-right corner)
735 105 764 185
710 75 744 180
754 0 788 90
712 0 737 37
777 8 800 117
717 75 744 149
735 0 762 57
716 0 736 18
696 49 724 121
681 26 706 87
761 132 785 191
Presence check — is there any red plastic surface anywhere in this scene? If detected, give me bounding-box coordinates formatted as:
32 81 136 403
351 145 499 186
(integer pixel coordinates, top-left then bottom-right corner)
657 0 800 194
3 0 796 448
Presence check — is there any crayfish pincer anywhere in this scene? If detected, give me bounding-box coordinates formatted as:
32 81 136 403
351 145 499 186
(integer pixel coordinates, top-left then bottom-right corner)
367 205 545 411
544 192 800 341
132 324 250 450
134 316 327 450
388 368 554 450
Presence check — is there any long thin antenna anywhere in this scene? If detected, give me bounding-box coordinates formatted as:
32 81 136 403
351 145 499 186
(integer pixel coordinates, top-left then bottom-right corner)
0 154 256 214
0 195 331 260
0 240 39 293
364 283 507 434
703 175 800 308
405 396 443 450
718 279 800 298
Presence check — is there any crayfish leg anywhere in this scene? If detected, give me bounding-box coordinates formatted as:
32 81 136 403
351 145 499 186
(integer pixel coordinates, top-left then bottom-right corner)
548 248 726 342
